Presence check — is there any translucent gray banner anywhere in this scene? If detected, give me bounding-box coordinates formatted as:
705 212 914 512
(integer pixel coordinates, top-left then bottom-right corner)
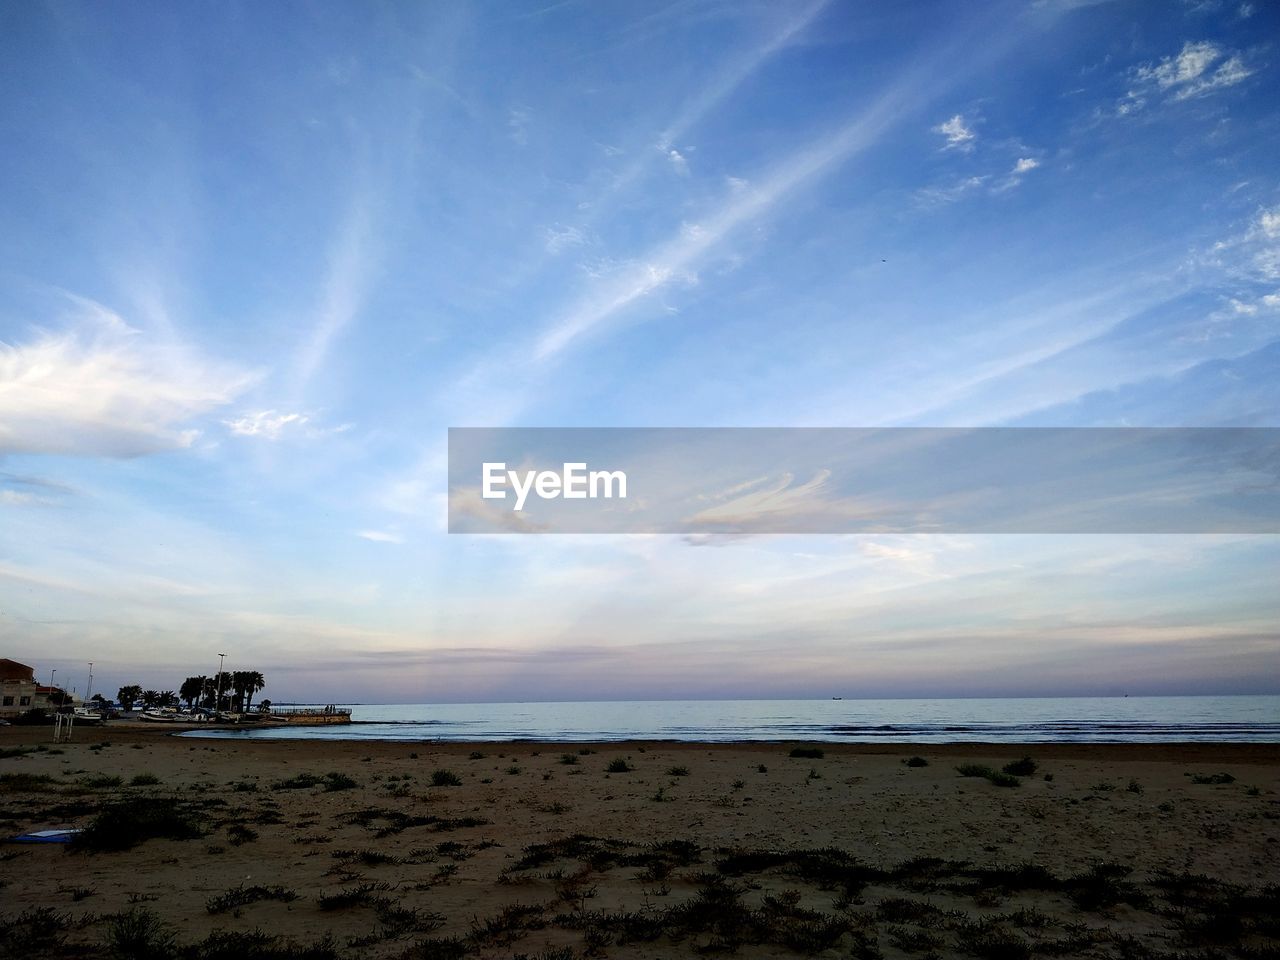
447 428 1280 534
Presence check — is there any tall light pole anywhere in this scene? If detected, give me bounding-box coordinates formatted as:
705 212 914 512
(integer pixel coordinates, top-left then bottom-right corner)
85 662 93 703
49 668 56 712
216 653 227 713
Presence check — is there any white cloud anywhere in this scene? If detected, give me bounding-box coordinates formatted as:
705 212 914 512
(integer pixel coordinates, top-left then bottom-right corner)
1208 205 1280 282
545 224 587 254
992 157 1042 192
1255 206 1280 240
1129 41 1253 107
357 530 403 544
224 410 310 440
667 148 690 176
0 304 251 457
934 114 976 151
1138 40 1220 89
916 175 988 206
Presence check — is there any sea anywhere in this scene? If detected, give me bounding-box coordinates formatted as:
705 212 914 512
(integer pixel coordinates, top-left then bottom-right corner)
179 695 1280 744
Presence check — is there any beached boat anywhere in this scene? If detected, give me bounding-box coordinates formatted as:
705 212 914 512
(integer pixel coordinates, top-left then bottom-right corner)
138 709 179 722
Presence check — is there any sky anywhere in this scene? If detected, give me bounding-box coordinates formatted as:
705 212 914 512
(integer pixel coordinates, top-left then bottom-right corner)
0 0 1277 704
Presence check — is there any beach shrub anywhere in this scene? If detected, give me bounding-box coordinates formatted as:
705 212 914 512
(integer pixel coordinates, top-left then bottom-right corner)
398 936 469 960
1002 757 1037 776
606 758 633 773
558 753 578 765
317 881 391 911
903 756 929 767
80 774 124 789
227 823 259 845
956 764 1020 787
272 771 356 791
129 773 161 786
430 769 463 787
73 801 205 851
0 772 55 791
105 908 176 960
789 747 825 759
1190 772 1236 785
185 930 342 960
206 884 299 914
0 907 69 955
666 765 690 777
0 744 49 759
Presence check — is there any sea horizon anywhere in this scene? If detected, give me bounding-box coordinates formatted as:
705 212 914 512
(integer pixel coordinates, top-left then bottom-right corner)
182 694 1280 744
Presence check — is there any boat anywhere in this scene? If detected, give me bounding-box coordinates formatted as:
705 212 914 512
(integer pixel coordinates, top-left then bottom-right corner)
71 707 106 725
138 709 179 722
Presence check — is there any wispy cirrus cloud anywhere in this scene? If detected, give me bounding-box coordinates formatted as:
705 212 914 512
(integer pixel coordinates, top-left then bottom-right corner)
290 194 377 398
224 410 310 439
1118 40 1254 114
356 529 404 544
0 298 252 458
534 78 924 360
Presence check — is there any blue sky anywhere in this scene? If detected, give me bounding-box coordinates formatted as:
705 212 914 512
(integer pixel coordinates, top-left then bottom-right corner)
1 0 1277 703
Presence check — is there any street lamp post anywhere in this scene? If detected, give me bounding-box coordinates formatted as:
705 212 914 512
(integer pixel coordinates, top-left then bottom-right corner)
216 653 227 714
49 668 56 712
85 662 93 703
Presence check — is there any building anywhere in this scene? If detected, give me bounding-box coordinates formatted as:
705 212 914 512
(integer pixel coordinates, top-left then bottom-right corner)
0 659 67 717
0 658 37 717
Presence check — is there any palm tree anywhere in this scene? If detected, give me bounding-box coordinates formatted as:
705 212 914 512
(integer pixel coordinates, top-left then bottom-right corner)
158 691 178 707
117 685 142 711
141 690 161 708
230 671 249 712
180 676 206 709
243 672 266 712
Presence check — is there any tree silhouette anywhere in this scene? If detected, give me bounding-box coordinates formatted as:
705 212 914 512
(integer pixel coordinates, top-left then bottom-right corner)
228 671 267 712
180 676 206 709
117 685 142 711
243 671 266 712
141 690 161 708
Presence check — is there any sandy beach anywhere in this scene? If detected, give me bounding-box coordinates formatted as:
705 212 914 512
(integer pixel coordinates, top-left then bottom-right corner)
2 724 1277 958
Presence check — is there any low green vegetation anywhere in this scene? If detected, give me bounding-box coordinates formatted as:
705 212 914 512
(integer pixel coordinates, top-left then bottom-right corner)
206 884 299 914
956 764 1021 787
271 772 357 792
71 801 205 852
